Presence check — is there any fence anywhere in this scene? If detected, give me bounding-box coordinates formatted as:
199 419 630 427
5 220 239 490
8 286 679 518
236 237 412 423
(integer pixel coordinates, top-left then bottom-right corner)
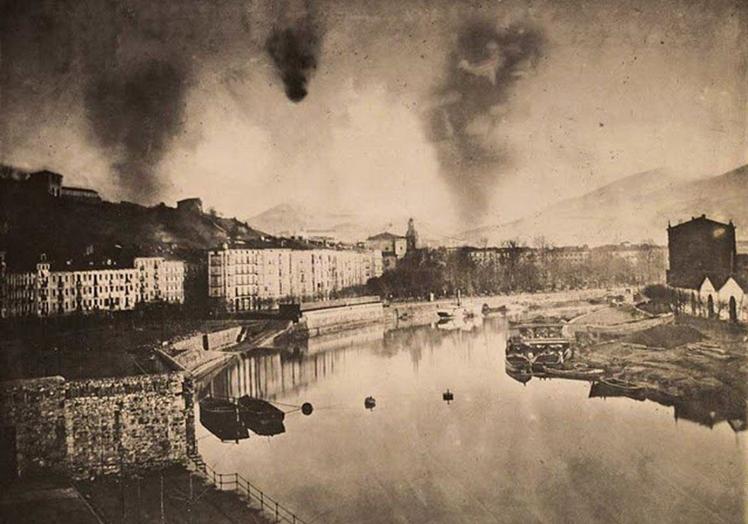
189 456 308 524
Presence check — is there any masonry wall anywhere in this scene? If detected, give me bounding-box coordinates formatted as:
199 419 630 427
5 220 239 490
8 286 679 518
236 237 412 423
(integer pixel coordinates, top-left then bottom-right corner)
0 372 193 480
299 302 384 337
0 377 67 476
65 373 189 479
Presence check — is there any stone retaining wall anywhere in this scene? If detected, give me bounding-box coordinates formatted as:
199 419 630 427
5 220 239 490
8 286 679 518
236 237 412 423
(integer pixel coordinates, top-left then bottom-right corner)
296 302 384 338
0 372 192 480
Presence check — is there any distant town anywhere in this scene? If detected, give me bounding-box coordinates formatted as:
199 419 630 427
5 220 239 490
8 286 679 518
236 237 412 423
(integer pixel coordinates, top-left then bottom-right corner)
5 164 733 319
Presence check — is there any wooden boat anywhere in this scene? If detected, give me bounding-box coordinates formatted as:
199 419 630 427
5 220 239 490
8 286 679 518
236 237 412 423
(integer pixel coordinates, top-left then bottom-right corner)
199 398 248 442
505 361 533 384
237 395 285 422
437 306 468 319
200 397 238 415
542 366 605 381
600 376 646 392
505 353 531 368
589 378 647 401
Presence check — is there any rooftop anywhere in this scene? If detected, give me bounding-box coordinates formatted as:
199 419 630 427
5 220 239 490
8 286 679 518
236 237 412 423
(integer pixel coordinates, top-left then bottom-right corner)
669 214 734 230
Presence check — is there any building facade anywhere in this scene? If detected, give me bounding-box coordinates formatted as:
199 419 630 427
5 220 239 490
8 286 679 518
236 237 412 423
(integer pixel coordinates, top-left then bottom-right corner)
208 245 383 312
1 256 186 319
366 233 407 259
666 215 748 322
134 257 186 304
667 215 737 288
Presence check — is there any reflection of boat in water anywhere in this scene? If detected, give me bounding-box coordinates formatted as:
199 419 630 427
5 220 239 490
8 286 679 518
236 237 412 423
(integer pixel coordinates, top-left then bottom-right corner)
238 395 285 422
199 398 249 442
242 416 286 437
437 314 483 332
589 378 647 401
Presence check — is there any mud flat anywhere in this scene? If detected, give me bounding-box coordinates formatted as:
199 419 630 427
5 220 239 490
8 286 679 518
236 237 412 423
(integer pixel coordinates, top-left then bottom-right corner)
569 314 747 424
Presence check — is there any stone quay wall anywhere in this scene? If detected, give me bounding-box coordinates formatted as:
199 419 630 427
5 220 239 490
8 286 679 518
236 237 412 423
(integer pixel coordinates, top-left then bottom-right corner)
295 302 384 338
0 372 193 480
163 326 245 374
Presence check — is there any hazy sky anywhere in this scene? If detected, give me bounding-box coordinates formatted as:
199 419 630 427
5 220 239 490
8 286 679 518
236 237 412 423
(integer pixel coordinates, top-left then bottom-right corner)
1 0 746 231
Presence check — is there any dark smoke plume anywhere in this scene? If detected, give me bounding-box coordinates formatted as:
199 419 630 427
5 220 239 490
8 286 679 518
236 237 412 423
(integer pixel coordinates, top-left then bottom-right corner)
265 11 321 102
84 59 188 200
427 21 544 222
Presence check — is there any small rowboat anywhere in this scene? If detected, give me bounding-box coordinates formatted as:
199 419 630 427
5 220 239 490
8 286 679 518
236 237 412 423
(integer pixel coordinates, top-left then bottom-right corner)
237 395 285 422
589 377 647 401
542 366 605 381
600 377 645 392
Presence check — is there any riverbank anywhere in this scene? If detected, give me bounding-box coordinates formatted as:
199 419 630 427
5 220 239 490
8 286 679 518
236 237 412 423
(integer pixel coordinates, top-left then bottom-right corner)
542 307 748 427
76 465 270 524
385 287 621 330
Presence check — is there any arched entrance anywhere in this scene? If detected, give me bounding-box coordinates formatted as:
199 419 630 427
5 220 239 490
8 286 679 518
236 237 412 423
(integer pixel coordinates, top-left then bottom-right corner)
707 295 714 319
729 296 738 322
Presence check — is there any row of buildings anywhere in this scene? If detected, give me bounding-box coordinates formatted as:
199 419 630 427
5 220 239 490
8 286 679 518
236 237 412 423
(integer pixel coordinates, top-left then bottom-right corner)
0 253 185 318
464 242 667 267
207 244 383 312
666 215 748 322
0 242 384 318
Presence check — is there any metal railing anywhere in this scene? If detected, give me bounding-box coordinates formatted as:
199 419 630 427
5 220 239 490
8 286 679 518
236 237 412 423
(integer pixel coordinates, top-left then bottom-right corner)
189 456 308 524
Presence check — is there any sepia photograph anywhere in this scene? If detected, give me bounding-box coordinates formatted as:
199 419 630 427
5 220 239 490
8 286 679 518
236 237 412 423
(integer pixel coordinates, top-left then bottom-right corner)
0 0 746 522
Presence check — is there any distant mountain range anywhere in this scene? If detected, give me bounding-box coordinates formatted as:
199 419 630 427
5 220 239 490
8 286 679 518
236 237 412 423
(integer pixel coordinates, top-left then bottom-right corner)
248 200 460 247
249 165 748 249
459 164 748 247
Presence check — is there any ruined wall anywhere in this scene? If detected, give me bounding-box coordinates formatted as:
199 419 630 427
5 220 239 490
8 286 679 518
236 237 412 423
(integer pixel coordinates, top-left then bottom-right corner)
65 373 189 478
0 377 67 476
0 372 193 480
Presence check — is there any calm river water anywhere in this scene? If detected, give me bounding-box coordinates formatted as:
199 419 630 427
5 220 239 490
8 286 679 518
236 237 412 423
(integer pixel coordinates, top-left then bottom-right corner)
196 318 745 524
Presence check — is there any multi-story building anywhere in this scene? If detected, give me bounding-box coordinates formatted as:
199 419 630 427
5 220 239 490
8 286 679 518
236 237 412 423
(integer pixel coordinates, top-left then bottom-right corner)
0 254 186 318
542 246 591 265
366 233 407 259
208 244 383 312
667 215 737 288
134 257 186 304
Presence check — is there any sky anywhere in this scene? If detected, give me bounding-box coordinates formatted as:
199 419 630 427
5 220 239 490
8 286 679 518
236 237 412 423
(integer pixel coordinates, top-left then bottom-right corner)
1 0 746 232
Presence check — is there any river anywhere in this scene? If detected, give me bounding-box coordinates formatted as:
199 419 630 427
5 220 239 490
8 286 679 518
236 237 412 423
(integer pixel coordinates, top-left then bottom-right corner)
195 317 745 523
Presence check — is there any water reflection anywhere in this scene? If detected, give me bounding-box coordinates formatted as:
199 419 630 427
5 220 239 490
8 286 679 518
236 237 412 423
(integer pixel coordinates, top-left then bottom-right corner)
196 318 744 524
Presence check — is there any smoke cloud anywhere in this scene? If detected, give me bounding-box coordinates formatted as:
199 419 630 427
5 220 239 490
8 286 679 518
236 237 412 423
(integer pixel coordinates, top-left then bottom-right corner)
265 3 322 102
84 59 188 201
427 20 544 222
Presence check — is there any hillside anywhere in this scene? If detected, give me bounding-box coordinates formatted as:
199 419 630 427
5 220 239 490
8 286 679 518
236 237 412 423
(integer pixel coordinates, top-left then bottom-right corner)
0 191 271 268
461 165 748 247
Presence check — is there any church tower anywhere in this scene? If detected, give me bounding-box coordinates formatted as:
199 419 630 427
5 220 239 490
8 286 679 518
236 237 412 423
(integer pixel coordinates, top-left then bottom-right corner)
406 218 419 252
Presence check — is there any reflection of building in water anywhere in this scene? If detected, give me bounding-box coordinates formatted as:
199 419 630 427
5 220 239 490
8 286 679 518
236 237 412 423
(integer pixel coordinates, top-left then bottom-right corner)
202 326 385 400
589 382 745 433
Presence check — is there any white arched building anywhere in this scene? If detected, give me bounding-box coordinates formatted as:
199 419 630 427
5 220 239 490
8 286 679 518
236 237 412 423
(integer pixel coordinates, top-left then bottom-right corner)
684 275 747 322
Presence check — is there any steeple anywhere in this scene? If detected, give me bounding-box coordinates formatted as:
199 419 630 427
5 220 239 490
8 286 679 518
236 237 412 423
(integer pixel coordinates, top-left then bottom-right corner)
406 218 419 251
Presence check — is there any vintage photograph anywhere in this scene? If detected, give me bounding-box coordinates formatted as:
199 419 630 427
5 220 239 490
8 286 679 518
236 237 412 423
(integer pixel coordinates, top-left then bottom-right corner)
1 0 746 522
